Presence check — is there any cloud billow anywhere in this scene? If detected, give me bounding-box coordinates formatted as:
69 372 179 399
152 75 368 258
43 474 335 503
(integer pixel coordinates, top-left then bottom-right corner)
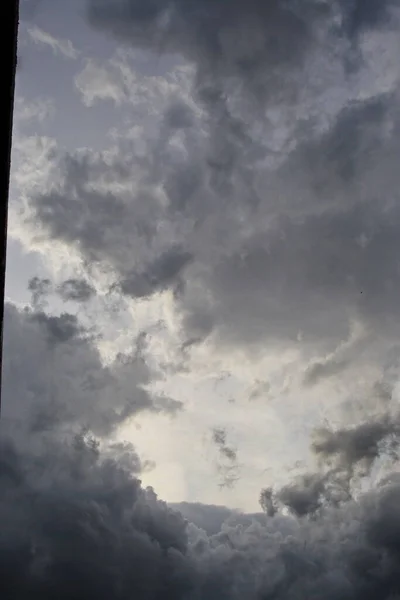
3 427 400 599
2 301 400 599
1 302 180 439
18 0 399 360
2 298 400 599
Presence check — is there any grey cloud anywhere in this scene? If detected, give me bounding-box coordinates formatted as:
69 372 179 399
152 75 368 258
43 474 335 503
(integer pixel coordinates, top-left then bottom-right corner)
344 0 394 37
312 414 400 472
31 149 186 297
7 2 400 595
4 424 400 599
28 276 52 307
259 399 400 519
119 246 192 299
211 427 240 489
180 186 400 351
0 300 193 598
275 473 328 517
31 311 84 344
171 502 236 536
3 338 400 600
282 95 393 199
303 357 349 387
57 278 96 303
163 101 195 130
272 470 353 517
302 325 369 387
87 0 315 70
174 501 281 537
1 302 180 438
189 481 400 600
22 0 400 370
0 434 194 600
81 1 400 355
87 1 395 90
212 428 237 464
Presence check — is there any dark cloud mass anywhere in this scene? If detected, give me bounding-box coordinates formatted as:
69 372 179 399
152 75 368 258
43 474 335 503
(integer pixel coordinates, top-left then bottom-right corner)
57 278 96 302
22 0 400 358
87 0 394 79
312 414 400 471
4 427 400 599
3 300 400 598
3 298 400 600
1 302 180 438
0 434 194 600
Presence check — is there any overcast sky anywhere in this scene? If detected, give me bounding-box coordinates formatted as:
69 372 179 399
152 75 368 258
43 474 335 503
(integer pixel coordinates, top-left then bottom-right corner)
3 1 400 598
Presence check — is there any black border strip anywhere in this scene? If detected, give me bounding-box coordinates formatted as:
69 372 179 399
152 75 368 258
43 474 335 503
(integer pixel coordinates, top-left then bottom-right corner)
0 0 19 413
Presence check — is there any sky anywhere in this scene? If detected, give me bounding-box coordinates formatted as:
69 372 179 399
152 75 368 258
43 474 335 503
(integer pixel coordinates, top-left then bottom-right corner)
3 0 400 598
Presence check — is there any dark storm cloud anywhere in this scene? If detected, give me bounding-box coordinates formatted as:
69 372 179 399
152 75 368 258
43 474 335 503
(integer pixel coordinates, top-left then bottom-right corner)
2 300 400 598
269 470 354 517
258 407 400 521
119 246 192 299
5 424 400 599
7 2 400 595
57 278 96 302
312 414 400 472
30 149 187 299
20 0 397 361
344 0 394 37
1 302 181 438
87 1 396 84
180 203 400 350
87 0 316 79
0 434 195 600
31 311 84 343
0 300 189 598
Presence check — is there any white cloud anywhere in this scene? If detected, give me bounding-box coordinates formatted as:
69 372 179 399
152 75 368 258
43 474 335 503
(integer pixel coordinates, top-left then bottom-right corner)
14 96 55 125
27 25 79 59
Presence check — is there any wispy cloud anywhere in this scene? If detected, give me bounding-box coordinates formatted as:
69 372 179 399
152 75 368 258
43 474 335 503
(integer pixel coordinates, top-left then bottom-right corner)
27 25 79 59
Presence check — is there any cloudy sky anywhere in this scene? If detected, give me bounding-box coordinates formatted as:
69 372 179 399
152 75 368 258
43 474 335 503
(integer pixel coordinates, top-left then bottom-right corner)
3 0 400 598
